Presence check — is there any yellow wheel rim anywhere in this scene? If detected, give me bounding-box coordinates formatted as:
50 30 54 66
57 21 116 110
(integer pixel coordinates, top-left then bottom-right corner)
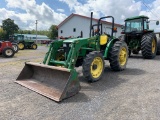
32 45 37 49
18 43 24 49
152 39 156 53
90 57 103 78
119 47 127 66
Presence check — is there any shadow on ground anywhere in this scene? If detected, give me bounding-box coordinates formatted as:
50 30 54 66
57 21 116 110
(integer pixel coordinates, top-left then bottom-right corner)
63 66 146 103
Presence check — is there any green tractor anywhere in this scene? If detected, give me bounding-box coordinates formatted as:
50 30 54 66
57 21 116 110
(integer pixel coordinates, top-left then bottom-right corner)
10 34 37 50
15 12 128 102
120 15 159 58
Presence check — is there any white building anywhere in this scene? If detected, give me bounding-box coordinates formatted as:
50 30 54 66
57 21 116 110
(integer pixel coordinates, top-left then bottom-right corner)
58 13 122 38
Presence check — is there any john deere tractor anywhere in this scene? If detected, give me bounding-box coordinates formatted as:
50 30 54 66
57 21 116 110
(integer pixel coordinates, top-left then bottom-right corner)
120 15 159 58
15 12 128 102
9 34 37 50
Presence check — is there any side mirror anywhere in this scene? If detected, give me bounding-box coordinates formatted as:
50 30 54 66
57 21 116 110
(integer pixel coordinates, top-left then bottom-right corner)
156 21 159 25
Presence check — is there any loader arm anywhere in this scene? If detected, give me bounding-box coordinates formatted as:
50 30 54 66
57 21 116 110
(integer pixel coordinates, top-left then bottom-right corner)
43 38 98 69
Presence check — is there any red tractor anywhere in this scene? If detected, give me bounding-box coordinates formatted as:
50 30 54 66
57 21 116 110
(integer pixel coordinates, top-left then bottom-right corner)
0 41 15 58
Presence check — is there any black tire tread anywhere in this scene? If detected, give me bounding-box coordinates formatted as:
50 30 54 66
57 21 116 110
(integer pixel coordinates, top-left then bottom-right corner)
32 43 38 50
109 41 128 71
2 47 15 58
141 33 157 59
82 51 104 82
12 43 19 53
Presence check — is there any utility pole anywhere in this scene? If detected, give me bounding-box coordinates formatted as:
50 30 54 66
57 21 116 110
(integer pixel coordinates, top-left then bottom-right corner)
35 20 38 43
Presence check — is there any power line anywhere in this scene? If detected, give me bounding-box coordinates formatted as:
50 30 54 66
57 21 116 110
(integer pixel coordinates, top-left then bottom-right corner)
143 0 160 19
141 0 160 19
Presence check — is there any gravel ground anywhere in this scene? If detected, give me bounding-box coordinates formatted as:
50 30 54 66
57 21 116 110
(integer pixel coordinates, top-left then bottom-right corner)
0 46 160 120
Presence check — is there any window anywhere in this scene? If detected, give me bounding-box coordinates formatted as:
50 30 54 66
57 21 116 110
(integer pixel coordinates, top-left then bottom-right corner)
125 18 143 32
73 28 76 32
61 30 63 33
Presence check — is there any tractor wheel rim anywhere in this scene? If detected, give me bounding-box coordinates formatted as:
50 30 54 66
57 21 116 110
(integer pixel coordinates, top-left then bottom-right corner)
119 47 127 66
90 57 103 78
152 39 156 53
33 45 36 49
5 49 13 56
18 43 24 49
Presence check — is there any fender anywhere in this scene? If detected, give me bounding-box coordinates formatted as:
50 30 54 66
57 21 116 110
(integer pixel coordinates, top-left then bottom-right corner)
103 38 119 59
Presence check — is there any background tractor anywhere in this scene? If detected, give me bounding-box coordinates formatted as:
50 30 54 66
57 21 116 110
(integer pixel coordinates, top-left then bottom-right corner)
9 34 37 50
120 15 159 58
0 41 15 58
15 12 128 102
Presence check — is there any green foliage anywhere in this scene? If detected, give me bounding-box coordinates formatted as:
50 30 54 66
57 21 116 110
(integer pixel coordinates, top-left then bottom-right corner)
2 18 19 40
0 19 58 40
17 29 50 36
0 28 6 40
48 25 58 39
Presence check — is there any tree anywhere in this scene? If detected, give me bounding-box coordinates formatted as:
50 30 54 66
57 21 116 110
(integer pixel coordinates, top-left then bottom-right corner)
2 18 19 40
48 25 58 39
0 28 6 40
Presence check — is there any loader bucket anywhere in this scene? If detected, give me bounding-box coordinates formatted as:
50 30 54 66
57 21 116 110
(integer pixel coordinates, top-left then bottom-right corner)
15 62 80 102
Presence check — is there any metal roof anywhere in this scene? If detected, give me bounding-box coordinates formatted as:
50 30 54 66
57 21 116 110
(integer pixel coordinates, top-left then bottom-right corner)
58 13 122 28
125 15 149 21
14 34 50 40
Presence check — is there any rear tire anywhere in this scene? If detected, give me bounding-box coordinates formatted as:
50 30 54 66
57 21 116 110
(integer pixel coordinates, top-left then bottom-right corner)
12 43 19 53
156 38 160 55
18 42 25 50
2 47 15 58
82 51 105 82
141 33 157 59
109 41 128 71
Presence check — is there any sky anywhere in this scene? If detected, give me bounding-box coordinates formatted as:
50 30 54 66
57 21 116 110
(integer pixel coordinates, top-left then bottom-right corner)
0 0 160 31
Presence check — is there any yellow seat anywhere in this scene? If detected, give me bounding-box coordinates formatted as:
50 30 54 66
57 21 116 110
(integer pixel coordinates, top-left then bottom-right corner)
100 35 108 45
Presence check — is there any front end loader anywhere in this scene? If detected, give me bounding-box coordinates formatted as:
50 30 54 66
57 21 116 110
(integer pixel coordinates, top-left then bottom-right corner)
15 12 128 102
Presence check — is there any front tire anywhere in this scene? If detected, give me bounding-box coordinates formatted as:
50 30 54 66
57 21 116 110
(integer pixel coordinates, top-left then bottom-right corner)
18 42 25 50
12 43 19 53
141 33 157 59
2 47 15 58
82 51 105 82
109 41 128 71
31 43 37 50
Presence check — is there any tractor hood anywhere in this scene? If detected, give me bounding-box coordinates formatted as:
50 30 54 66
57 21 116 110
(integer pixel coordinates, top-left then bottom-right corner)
63 38 88 43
